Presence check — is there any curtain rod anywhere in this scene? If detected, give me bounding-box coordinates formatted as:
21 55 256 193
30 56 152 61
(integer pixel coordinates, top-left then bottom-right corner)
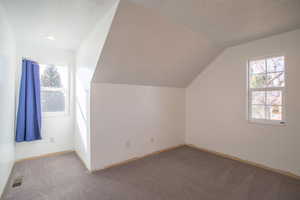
22 57 38 63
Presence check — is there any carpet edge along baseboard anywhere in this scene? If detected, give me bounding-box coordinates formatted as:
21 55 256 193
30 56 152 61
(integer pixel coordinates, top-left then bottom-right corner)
186 144 300 180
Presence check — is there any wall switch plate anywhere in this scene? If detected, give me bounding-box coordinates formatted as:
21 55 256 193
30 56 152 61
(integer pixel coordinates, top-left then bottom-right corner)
125 141 131 148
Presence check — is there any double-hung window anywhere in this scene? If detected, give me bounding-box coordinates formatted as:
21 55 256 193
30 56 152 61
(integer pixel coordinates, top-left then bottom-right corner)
248 56 286 125
40 64 69 116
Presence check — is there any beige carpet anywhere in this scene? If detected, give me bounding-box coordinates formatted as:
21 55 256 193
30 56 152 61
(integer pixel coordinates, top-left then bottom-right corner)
2 146 300 200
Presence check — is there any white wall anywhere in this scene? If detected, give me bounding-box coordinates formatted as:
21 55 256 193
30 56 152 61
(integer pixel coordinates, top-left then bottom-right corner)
75 0 119 170
15 42 75 160
91 83 185 170
186 29 300 175
79 0 188 171
0 5 16 196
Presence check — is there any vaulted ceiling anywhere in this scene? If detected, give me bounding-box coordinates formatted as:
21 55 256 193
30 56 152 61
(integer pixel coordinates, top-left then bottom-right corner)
130 0 300 47
93 0 300 87
93 0 222 87
2 0 299 51
1 0 300 87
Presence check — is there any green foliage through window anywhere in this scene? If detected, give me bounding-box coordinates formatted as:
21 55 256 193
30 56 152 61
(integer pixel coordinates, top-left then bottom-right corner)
41 65 62 88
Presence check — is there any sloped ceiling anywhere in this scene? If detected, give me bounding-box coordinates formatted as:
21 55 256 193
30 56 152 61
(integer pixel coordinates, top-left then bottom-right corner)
2 0 300 87
93 0 300 87
130 0 300 47
93 0 222 87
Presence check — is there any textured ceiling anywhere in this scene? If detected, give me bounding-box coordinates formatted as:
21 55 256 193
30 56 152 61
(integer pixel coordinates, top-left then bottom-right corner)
130 0 300 47
0 0 117 50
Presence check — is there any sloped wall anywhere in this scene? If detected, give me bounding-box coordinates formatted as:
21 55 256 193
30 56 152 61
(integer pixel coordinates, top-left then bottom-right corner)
93 0 222 87
186 29 300 175
75 0 119 170
129 0 300 47
90 0 215 170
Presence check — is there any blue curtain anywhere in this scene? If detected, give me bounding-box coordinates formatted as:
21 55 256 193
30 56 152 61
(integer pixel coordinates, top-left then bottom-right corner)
16 59 42 142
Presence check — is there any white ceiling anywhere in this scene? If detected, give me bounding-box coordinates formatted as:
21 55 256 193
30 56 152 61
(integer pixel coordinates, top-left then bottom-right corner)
2 0 300 50
93 0 222 87
1 0 300 87
130 0 300 47
94 0 300 87
0 0 117 50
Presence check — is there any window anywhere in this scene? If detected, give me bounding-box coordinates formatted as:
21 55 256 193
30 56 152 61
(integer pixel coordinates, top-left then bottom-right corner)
40 64 69 116
248 56 286 124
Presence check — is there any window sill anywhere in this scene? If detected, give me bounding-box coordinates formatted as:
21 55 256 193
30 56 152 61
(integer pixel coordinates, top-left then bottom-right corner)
42 112 70 118
248 119 287 126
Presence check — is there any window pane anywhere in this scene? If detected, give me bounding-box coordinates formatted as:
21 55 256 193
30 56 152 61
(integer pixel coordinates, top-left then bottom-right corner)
266 91 282 105
41 90 66 112
250 74 266 88
40 65 68 88
267 56 284 73
266 72 284 87
266 106 282 120
249 59 266 74
251 105 265 119
56 66 68 88
40 65 63 88
252 91 265 105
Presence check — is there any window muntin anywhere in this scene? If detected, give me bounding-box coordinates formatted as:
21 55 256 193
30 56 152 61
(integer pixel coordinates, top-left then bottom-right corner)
40 64 69 115
248 56 285 124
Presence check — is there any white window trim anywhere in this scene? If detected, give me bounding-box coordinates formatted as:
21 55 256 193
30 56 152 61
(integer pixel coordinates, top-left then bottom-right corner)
40 64 70 118
246 54 287 126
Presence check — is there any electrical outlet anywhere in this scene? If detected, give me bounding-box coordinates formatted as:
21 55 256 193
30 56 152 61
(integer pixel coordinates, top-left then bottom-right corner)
125 141 131 148
49 137 55 143
150 138 155 143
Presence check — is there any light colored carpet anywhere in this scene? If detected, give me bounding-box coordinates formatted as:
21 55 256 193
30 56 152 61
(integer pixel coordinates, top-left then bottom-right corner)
2 146 300 200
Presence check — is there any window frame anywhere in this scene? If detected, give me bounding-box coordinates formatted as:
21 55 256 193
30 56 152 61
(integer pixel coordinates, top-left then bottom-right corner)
247 54 287 126
40 64 70 117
